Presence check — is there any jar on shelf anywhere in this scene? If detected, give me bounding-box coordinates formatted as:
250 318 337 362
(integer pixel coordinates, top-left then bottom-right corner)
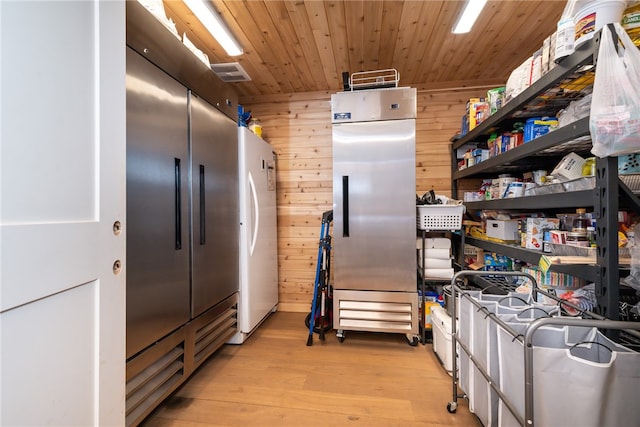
572 208 589 233
582 157 595 176
567 231 589 247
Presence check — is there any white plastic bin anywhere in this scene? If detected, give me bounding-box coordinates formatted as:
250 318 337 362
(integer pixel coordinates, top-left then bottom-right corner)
416 204 465 230
431 305 453 375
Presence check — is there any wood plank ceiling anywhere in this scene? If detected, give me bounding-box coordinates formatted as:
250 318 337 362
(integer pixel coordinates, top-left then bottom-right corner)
163 1 565 98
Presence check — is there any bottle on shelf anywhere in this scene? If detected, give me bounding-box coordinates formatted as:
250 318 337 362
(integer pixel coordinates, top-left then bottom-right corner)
572 208 589 233
586 225 596 248
555 0 582 62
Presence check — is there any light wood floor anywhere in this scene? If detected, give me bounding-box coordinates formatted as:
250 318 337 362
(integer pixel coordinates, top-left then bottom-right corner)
143 311 481 427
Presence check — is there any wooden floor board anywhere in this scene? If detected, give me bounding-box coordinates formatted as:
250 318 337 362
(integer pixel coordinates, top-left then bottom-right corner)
142 312 480 426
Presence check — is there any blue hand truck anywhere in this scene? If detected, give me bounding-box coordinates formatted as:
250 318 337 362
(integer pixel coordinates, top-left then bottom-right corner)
306 210 333 346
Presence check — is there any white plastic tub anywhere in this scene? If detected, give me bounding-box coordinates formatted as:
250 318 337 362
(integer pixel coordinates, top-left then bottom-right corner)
431 305 454 375
574 0 626 47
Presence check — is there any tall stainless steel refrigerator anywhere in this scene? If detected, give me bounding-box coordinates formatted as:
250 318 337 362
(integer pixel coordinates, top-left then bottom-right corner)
331 87 419 343
126 46 238 360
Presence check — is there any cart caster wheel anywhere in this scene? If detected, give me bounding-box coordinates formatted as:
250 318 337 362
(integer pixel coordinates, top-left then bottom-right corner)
336 330 345 343
447 402 457 413
338 336 345 343
406 335 419 346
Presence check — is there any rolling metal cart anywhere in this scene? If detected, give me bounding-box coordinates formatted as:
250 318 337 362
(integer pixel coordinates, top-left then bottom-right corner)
447 270 640 426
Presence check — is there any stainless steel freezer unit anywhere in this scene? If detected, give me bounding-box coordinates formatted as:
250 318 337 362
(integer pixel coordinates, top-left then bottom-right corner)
228 127 279 344
126 47 191 359
331 87 419 342
125 3 241 424
189 94 239 318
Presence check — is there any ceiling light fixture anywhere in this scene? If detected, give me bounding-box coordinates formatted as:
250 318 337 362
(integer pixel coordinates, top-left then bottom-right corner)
182 0 243 56
452 0 487 34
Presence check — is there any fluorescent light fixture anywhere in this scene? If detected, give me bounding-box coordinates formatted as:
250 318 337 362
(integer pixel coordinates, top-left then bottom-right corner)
452 0 487 34
183 0 243 56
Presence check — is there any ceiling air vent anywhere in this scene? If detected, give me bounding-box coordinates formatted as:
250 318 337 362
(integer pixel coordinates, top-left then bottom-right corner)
210 62 251 82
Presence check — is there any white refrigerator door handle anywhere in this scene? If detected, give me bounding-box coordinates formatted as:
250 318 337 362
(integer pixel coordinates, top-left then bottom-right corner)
248 172 259 255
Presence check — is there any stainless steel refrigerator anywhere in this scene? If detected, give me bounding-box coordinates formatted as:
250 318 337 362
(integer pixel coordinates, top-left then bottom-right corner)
331 87 419 342
189 94 239 319
228 127 279 344
126 47 239 359
126 47 191 358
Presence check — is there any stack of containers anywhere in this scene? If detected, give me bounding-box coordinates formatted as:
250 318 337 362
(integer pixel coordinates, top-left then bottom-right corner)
417 237 454 280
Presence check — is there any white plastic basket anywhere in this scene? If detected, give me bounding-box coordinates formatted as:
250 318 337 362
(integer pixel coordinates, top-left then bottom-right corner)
416 204 465 231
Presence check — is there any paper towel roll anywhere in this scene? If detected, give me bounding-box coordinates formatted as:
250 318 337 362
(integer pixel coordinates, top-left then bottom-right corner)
422 268 455 280
419 257 452 269
416 237 451 249
421 248 451 260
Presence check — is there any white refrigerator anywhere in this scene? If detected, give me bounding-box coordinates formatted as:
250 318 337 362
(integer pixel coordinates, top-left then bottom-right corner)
228 127 279 344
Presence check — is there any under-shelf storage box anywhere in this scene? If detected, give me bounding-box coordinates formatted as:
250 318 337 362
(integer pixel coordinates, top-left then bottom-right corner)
431 305 453 374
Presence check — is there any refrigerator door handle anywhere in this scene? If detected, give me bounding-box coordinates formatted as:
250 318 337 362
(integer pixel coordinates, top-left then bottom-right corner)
174 157 182 250
199 164 206 245
248 172 259 255
342 175 350 237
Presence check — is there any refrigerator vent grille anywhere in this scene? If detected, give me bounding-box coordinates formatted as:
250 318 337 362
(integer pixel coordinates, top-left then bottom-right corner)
194 306 238 366
125 345 185 426
210 62 251 82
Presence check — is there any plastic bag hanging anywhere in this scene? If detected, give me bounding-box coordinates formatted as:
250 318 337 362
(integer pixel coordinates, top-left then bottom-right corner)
590 23 640 158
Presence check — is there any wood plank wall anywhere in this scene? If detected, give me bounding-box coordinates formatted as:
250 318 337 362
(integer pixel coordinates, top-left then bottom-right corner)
242 84 500 312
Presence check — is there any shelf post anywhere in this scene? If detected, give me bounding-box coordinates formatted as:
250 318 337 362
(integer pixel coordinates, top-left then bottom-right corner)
594 156 620 328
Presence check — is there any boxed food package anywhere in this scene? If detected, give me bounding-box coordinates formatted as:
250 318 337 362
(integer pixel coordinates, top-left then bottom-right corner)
530 49 543 85
484 253 512 277
521 266 586 289
424 301 441 329
524 117 559 142
461 113 469 135
524 217 560 250
464 191 484 202
549 30 558 68
487 87 506 115
541 35 551 74
505 56 534 103
473 148 490 163
486 219 520 242
466 98 490 131
551 152 586 181
489 176 516 199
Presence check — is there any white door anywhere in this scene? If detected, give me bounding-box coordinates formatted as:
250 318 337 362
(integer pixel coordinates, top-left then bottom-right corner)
0 1 125 425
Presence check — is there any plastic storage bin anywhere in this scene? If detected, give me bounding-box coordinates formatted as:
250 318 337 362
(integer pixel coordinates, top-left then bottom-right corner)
431 305 454 375
416 204 465 230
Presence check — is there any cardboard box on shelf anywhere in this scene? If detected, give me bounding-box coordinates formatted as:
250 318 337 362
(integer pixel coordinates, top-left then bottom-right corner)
486 219 520 242
524 217 560 250
466 98 490 131
489 176 516 199
484 253 512 276
549 30 557 68
541 35 551 74
472 148 489 163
